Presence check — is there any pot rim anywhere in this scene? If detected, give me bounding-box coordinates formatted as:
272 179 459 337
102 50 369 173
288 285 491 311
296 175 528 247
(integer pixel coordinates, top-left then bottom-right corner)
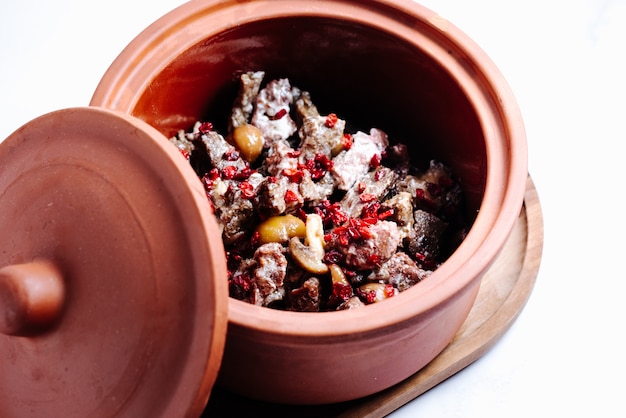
91 0 528 337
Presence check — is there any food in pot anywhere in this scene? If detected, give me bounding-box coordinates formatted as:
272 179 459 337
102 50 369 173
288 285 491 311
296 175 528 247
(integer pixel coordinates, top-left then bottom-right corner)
169 71 468 311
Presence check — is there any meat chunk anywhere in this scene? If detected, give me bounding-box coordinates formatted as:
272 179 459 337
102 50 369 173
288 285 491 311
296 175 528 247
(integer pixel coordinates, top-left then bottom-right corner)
331 128 389 191
339 165 397 218
200 130 249 173
293 90 320 121
208 173 264 244
256 175 302 217
414 160 458 214
336 296 366 310
298 170 335 207
381 192 414 241
286 276 321 312
250 243 288 307
169 123 197 156
228 258 256 301
367 252 430 291
297 115 346 161
251 78 298 146
395 173 426 201
263 139 299 177
229 71 265 130
336 220 400 271
407 210 448 262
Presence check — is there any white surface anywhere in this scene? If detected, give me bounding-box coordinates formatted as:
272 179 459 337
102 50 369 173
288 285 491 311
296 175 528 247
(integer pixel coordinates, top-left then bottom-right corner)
1 1 624 417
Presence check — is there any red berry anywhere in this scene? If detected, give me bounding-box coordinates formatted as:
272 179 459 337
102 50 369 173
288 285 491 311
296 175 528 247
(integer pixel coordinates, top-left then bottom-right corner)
199 122 213 134
325 113 338 128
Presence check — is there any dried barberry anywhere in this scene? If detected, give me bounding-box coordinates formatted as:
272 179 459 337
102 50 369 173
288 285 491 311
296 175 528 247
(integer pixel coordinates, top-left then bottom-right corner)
250 231 261 247
179 148 190 160
282 167 304 183
414 252 438 270
315 200 348 226
198 121 213 134
332 282 353 301
233 166 255 181
360 193 376 203
284 189 300 203
229 273 252 300
357 288 378 304
361 202 380 219
325 113 339 128
330 217 376 246
302 153 333 181
370 153 381 168
239 181 256 199
342 133 353 150
224 148 240 161
365 253 382 268
206 168 220 181
270 108 288 120
377 208 394 220
384 284 395 298
221 165 238 180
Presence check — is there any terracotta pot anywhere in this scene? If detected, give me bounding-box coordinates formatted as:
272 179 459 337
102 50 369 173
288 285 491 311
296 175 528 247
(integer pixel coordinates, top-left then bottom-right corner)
0 107 228 417
91 0 527 406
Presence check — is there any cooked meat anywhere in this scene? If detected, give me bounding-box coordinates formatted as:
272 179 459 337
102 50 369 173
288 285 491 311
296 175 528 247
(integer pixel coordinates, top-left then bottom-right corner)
286 277 321 312
200 130 249 172
209 175 261 245
172 75 468 311
339 166 397 219
331 128 388 191
264 139 299 177
293 90 320 121
170 123 197 156
256 175 303 217
381 191 414 241
229 70 265 130
336 220 401 271
336 296 366 310
250 243 288 307
251 78 298 146
299 170 335 207
297 115 345 161
407 210 448 262
367 252 430 291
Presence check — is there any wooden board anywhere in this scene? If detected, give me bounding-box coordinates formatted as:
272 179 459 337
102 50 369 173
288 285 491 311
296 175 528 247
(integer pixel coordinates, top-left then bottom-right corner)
203 175 543 417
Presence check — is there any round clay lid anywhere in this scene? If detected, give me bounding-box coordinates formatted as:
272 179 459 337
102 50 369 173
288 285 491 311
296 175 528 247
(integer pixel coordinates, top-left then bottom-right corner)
0 107 228 417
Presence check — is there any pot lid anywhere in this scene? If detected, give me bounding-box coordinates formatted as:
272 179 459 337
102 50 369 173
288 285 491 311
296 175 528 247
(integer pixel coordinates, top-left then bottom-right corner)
0 107 228 417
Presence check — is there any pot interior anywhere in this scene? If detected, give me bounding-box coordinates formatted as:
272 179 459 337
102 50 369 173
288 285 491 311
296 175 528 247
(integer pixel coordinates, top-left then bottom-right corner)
128 15 486 222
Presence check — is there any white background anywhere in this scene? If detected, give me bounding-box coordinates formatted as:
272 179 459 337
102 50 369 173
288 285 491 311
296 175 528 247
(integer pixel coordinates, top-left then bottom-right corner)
1 1 625 417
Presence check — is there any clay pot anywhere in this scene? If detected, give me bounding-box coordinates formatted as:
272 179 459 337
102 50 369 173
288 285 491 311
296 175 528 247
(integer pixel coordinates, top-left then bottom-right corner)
1 0 528 413
0 107 228 417
91 0 527 406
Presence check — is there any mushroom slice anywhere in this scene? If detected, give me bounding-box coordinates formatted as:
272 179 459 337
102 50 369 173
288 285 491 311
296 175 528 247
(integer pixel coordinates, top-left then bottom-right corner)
290 213 329 274
289 237 329 275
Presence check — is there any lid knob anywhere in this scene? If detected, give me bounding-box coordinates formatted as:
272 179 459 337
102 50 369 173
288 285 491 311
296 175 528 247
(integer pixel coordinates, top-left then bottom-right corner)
0 260 65 336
